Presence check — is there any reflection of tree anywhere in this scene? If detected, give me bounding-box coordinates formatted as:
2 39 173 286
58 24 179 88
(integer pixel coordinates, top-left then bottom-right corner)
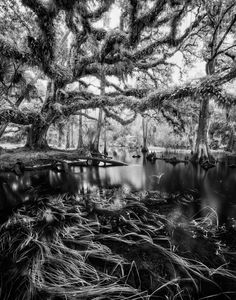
86 167 102 188
142 154 147 166
0 174 25 210
195 164 207 185
102 168 113 188
0 169 81 199
48 170 79 194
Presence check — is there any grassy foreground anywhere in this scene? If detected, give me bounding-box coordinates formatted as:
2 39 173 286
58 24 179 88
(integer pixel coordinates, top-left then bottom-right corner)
0 189 236 300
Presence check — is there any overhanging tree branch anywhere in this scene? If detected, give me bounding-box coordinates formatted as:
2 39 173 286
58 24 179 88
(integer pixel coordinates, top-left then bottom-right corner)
1 65 236 127
103 107 137 125
0 109 43 125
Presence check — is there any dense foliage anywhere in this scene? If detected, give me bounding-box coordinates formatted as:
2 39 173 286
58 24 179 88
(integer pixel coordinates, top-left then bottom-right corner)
0 0 236 155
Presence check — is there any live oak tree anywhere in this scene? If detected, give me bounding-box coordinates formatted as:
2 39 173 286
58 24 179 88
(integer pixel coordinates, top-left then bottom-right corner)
190 0 236 161
1 0 236 156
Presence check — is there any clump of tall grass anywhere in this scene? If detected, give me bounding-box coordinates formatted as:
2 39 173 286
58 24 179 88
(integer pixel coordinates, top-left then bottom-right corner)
0 190 236 299
0 195 144 300
86 188 236 298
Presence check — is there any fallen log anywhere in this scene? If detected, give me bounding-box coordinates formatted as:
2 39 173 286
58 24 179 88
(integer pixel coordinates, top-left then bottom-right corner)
76 156 127 166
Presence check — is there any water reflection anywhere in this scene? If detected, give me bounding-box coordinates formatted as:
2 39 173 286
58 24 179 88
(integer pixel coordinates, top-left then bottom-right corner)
1 150 236 224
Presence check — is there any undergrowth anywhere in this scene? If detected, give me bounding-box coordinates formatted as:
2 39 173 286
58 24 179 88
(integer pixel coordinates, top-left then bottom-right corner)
0 189 235 299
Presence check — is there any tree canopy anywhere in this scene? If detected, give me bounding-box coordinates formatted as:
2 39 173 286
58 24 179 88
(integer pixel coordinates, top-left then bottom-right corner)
1 0 236 149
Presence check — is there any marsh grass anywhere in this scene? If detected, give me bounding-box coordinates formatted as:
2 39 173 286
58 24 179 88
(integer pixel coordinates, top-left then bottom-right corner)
0 190 236 299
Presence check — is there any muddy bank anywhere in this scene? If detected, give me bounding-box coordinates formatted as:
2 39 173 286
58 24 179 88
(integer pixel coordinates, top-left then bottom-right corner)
0 147 85 168
0 147 126 173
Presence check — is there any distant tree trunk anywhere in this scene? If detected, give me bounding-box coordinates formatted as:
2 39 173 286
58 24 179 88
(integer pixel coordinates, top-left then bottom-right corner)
189 130 195 154
66 121 71 149
141 117 148 152
58 123 64 148
103 117 108 156
189 135 194 153
188 121 197 153
225 105 236 152
76 83 83 149
226 123 235 152
70 118 75 148
152 126 157 145
89 75 105 153
77 113 83 149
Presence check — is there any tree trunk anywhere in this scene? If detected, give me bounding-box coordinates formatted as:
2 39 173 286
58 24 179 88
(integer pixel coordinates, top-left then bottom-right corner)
188 120 197 154
191 57 215 162
25 121 50 150
141 117 148 152
71 119 75 148
58 123 64 148
103 117 108 156
77 113 83 149
25 79 56 150
189 135 194 153
192 97 212 162
90 109 103 153
66 121 71 149
89 75 105 153
226 124 235 152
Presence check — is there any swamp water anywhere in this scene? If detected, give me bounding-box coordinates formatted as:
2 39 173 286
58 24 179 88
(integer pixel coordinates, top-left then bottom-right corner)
0 150 236 299
1 150 236 224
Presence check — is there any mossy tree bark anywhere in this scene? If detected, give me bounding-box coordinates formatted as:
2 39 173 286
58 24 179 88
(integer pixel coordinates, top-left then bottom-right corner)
192 96 211 161
192 55 215 162
25 81 54 150
0 83 38 139
25 120 50 150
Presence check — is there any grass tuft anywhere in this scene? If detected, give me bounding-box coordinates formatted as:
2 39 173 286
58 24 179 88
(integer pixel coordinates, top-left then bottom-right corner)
0 189 235 299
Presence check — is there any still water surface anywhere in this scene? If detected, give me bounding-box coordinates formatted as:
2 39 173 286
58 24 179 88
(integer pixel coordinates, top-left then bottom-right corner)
1 149 236 226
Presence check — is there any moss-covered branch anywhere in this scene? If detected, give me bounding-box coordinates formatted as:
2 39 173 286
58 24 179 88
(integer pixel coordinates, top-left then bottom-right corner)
0 109 43 125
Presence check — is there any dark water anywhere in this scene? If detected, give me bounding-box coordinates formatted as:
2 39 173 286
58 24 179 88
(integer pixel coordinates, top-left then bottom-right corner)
1 149 236 226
